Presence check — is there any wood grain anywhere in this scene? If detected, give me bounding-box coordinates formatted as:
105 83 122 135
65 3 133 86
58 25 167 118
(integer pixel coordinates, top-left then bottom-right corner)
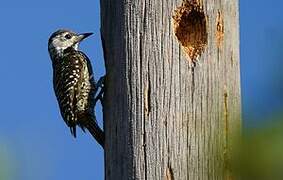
101 0 241 179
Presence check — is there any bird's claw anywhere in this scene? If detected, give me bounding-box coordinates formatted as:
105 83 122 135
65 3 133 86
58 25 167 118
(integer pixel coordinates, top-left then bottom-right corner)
94 75 105 105
96 76 105 89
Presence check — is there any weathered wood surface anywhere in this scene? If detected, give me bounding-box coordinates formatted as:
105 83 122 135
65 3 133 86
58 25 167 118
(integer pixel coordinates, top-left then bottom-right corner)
101 0 241 179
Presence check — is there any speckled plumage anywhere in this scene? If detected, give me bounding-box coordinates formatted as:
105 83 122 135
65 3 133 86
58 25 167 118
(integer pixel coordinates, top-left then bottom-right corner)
48 29 104 147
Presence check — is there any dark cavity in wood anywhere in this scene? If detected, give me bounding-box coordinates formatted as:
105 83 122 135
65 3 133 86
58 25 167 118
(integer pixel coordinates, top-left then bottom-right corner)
173 1 208 63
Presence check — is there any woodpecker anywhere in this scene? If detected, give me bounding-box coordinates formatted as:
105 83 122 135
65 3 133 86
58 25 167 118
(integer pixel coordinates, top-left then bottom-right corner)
48 29 104 147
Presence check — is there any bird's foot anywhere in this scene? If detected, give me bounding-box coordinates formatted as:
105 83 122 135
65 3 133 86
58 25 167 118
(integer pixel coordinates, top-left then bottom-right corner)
94 75 105 105
94 88 104 105
96 76 105 89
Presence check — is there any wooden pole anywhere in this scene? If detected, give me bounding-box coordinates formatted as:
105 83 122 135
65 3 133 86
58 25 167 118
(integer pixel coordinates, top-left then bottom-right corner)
101 0 241 179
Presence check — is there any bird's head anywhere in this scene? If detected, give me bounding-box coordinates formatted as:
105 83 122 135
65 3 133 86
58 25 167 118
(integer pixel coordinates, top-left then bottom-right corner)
48 29 93 58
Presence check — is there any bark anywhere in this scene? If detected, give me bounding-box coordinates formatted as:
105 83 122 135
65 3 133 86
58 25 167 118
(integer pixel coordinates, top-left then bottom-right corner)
101 0 241 179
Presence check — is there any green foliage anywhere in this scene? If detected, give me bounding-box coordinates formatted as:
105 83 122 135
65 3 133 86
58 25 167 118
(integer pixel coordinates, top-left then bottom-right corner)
233 115 283 180
0 143 14 180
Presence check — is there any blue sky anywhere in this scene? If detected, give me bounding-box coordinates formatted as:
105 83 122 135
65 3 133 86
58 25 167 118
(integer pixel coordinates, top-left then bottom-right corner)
0 0 282 179
240 0 283 124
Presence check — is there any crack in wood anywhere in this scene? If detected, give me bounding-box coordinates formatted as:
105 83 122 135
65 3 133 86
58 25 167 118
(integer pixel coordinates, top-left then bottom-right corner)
223 87 232 179
216 10 224 48
144 78 151 117
165 165 174 180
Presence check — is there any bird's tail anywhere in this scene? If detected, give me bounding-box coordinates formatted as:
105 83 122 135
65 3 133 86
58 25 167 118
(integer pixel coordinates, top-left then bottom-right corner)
81 115 104 148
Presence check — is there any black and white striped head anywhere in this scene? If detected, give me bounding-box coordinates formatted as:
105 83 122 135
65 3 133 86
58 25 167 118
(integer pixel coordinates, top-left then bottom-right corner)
48 29 93 59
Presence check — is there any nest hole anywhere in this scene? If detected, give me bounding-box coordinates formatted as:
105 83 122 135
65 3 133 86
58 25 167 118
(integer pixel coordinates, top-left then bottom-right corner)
173 2 208 62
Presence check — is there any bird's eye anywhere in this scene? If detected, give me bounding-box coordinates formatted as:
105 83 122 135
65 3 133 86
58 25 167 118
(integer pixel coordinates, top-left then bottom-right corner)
65 34 72 39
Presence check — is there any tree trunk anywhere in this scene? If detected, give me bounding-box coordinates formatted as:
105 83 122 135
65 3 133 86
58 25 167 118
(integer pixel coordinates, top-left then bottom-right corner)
101 0 241 179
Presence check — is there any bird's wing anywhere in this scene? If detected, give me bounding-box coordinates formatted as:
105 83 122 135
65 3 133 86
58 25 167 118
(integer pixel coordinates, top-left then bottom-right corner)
53 54 78 128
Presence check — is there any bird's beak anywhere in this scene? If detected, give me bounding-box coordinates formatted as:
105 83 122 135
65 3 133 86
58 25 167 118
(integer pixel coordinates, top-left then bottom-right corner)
77 32 93 42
